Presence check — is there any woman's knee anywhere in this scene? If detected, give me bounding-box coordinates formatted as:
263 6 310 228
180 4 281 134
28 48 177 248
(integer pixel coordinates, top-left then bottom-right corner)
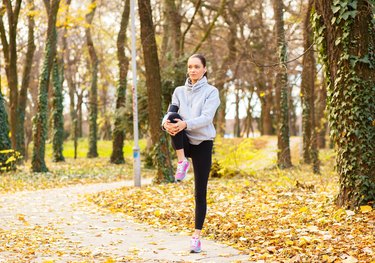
167 112 182 122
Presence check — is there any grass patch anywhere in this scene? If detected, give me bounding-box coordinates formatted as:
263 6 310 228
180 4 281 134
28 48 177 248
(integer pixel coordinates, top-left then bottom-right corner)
0 139 152 194
44 138 147 158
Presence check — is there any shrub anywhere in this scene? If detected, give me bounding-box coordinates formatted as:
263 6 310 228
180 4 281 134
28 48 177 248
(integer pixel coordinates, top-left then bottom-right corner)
0 149 22 172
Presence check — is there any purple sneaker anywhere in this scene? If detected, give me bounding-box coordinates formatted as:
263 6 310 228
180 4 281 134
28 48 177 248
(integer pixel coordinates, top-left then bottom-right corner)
175 159 190 181
190 236 201 253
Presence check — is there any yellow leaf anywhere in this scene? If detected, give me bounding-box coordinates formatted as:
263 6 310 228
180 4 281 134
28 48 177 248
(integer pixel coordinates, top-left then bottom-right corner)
0 149 13 154
245 212 253 219
285 239 294 246
299 206 309 213
154 210 161 217
17 214 26 222
42 260 55 263
260 92 265 97
103 257 115 263
5 156 16 164
360 205 372 213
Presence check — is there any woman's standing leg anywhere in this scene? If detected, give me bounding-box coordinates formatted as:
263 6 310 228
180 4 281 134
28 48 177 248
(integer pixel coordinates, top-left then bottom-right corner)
190 140 213 252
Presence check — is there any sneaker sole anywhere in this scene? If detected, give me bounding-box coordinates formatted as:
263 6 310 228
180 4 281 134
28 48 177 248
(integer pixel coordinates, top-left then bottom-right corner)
190 249 201 253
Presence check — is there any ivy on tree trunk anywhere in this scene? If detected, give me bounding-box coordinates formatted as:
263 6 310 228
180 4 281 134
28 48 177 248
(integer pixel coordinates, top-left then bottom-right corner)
52 59 65 162
0 91 11 151
314 0 375 208
86 0 99 158
138 0 174 183
31 0 61 172
110 0 130 164
272 0 292 169
301 0 320 174
18 0 36 159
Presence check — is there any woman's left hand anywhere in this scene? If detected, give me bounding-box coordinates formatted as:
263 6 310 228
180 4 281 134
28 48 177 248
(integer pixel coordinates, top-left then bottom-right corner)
165 119 186 136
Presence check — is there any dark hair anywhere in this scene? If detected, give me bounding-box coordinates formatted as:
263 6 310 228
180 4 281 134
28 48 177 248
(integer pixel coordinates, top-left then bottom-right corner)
189 53 208 78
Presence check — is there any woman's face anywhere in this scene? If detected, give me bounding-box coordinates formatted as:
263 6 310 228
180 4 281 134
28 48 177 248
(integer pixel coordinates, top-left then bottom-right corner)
187 57 206 84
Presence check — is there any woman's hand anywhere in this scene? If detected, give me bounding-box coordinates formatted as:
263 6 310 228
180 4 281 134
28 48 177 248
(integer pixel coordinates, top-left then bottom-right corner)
164 119 187 136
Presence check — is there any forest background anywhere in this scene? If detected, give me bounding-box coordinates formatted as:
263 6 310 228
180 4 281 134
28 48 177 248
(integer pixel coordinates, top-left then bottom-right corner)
0 0 374 261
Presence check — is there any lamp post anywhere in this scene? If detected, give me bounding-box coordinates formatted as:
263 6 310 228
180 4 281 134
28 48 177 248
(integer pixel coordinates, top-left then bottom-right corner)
130 0 141 187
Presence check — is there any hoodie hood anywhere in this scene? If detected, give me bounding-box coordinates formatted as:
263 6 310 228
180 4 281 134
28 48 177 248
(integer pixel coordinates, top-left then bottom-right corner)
185 76 208 92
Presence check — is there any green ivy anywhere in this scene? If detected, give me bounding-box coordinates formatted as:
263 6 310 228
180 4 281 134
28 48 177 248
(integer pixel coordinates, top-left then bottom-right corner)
52 59 65 162
0 91 11 151
313 0 375 207
150 134 175 183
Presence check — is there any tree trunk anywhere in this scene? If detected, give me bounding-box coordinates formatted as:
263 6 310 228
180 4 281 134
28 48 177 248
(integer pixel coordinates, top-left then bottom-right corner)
0 91 11 151
162 0 182 59
314 0 375 208
86 0 99 158
0 90 12 168
32 0 61 172
18 0 36 159
160 0 187 117
301 0 315 164
77 92 84 138
214 0 237 136
234 84 241 137
0 0 22 152
288 88 297 136
316 71 327 148
273 0 292 168
258 83 274 135
51 59 65 162
243 89 254 137
304 0 320 173
110 0 130 164
215 83 227 136
138 0 174 183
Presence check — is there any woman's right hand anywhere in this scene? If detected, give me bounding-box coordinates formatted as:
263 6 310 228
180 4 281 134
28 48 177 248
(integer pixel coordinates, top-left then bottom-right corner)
164 120 176 136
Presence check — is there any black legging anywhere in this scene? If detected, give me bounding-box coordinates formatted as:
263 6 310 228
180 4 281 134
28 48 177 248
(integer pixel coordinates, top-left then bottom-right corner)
167 113 213 230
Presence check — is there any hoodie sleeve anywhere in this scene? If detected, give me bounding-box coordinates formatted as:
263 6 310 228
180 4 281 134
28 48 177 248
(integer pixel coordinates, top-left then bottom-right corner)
185 88 220 131
161 89 181 128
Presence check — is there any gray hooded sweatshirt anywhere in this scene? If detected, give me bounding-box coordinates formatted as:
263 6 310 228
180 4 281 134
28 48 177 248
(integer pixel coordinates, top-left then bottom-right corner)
162 76 220 145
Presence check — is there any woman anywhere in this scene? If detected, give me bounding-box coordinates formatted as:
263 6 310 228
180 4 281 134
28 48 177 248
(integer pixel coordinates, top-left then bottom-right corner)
161 54 220 253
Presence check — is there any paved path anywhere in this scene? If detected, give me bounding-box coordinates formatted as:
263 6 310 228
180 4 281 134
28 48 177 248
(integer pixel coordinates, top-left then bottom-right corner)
0 180 249 262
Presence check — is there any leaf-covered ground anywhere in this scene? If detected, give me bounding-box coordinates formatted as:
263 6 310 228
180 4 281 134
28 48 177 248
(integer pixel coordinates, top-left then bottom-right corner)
2 137 374 262
0 157 143 193
87 137 375 262
0 139 152 193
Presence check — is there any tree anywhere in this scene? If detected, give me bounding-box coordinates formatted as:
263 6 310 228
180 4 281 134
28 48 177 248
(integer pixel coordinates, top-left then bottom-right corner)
51 59 65 162
0 90 11 152
301 0 319 173
31 0 61 172
17 0 36 158
316 70 327 149
110 0 130 164
138 0 174 182
0 0 22 152
314 0 375 207
272 0 292 168
61 0 79 158
86 0 99 158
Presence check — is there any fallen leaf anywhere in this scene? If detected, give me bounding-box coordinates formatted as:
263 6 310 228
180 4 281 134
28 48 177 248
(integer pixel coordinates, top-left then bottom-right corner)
360 205 372 213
